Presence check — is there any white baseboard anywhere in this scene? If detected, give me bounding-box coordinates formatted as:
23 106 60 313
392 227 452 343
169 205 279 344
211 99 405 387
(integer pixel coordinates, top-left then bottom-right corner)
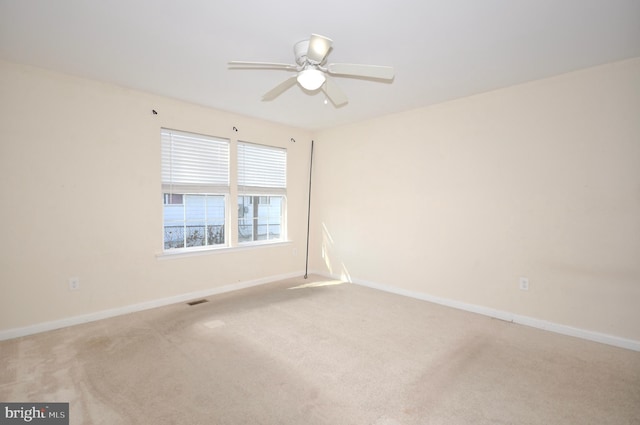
311 270 640 352
5 270 638 352
0 270 304 341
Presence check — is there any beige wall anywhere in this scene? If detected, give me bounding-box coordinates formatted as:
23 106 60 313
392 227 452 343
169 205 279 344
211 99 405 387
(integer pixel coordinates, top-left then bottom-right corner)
0 61 312 332
2 57 639 343
310 58 640 341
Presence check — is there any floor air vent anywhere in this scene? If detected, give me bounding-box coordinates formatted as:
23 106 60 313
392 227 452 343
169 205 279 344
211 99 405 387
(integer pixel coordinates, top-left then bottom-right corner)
187 299 209 306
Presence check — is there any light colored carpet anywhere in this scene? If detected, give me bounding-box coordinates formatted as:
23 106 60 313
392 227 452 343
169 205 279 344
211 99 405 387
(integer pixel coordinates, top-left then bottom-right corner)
1 275 639 424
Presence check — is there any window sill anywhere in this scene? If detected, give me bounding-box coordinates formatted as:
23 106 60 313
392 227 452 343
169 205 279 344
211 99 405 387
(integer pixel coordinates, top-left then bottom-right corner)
156 240 292 260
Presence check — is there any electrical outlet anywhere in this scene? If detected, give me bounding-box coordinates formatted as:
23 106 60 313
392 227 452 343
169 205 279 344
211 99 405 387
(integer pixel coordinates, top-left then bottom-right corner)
519 277 529 291
293 248 298 256
69 277 80 291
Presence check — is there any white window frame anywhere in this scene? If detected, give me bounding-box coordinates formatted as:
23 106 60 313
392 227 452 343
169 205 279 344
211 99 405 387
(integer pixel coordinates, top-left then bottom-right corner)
161 128 230 253
163 193 227 251
237 141 287 245
237 194 286 244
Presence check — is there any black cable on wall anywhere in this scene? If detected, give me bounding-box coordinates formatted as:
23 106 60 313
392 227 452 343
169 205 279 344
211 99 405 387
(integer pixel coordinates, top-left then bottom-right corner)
304 140 314 279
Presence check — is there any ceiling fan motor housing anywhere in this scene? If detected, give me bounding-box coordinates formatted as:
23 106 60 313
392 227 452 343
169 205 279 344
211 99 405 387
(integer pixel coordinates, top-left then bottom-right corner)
294 40 311 66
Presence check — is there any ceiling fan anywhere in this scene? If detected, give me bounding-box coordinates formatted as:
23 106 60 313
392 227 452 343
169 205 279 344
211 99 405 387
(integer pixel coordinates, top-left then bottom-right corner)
228 34 394 107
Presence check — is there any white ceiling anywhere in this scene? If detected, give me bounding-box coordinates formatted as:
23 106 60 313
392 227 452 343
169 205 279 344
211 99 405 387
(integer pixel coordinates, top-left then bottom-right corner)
1 0 639 131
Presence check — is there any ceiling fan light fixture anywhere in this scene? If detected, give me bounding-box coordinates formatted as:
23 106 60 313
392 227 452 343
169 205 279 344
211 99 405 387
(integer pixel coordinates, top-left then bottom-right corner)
308 34 332 62
297 69 326 91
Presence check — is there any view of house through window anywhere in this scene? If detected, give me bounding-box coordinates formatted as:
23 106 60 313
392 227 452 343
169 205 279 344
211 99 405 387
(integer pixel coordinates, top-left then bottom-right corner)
164 194 226 249
238 195 283 242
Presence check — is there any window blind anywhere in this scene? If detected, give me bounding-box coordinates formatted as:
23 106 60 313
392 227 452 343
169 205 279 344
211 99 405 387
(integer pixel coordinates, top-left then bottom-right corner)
161 129 230 194
237 141 287 195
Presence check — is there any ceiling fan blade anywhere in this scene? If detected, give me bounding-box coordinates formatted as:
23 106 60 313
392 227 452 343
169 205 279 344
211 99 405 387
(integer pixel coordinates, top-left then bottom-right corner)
262 76 298 101
327 63 394 80
229 61 297 71
307 34 333 63
321 76 348 107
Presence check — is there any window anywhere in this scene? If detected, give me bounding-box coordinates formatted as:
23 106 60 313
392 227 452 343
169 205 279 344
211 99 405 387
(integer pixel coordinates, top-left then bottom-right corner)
161 129 229 251
238 195 282 242
163 194 226 249
237 141 286 243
